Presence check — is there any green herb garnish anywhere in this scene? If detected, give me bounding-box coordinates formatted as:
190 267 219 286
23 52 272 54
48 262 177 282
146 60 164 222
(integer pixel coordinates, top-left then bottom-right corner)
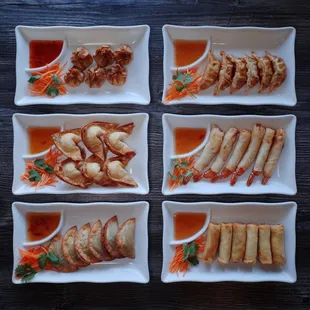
46 85 59 97
38 251 59 269
183 241 199 267
28 75 41 84
34 159 54 174
28 169 41 182
15 264 37 282
168 172 178 181
52 73 61 85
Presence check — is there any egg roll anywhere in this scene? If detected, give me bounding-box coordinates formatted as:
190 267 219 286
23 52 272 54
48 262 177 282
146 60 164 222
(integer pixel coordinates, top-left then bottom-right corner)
258 224 272 264
218 223 232 264
271 224 286 265
244 224 258 264
201 223 221 263
230 223 246 263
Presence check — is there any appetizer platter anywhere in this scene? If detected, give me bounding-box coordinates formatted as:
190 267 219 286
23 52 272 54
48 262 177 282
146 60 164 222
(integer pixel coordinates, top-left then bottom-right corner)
12 113 149 195
161 201 296 283
162 114 296 195
12 201 149 284
162 25 296 106
15 25 150 105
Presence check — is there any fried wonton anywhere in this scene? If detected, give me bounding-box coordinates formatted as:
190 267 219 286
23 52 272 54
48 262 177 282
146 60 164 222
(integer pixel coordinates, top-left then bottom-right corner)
52 128 84 161
102 216 124 258
116 218 136 259
227 55 247 94
244 54 260 92
54 158 92 188
89 220 114 261
62 226 89 267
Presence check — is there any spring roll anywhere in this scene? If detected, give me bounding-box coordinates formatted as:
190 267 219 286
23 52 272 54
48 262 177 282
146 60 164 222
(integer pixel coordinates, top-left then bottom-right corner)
271 224 286 265
258 224 272 264
244 224 258 264
218 223 232 264
201 223 221 263
230 223 246 263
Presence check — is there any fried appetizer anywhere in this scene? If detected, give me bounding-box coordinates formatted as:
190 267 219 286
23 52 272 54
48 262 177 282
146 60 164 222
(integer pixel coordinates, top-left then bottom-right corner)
89 220 114 261
62 226 89 267
75 223 100 264
52 128 84 161
64 67 84 87
258 224 272 264
93 45 114 68
244 54 260 92
102 216 124 258
105 122 135 156
49 234 78 272
114 44 133 66
54 158 92 188
247 128 275 186
251 51 273 93
106 64 127 86
199 49 221 91
218 223 233 264
271 224 286 265
201 223 221 263
81 121 118 161
193 125 224 182
213 51 234 95
262 128 285 185
227 55 247 94
70 47 93 70
265 51 287 92
116 218 136 259
85 66 106 88
230 223 246 263
230 124 265 186
244 224 258 264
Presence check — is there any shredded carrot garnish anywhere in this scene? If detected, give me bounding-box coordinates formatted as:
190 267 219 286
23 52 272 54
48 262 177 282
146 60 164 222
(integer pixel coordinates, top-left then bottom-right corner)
169 235 206 276
20 148 61 189
18 247 53 271
163 68 202 104
28 62 67 97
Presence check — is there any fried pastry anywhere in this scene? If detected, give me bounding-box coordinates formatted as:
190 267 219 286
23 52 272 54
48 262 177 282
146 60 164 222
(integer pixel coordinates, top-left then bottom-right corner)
227 55 247 94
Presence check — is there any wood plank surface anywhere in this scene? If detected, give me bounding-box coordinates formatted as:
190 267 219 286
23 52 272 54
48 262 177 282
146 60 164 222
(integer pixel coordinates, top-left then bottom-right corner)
0 0 310 309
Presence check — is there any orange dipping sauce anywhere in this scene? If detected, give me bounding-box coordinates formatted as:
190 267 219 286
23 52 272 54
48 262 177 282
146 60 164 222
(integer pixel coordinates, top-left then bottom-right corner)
174 40 207 67
27 126 61 154
29 40 63 68
174 127 206 155
174 212 207 240
26 212 61 242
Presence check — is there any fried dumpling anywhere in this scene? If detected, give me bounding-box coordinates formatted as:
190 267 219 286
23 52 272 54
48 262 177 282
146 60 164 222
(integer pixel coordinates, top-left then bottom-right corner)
199 49 221 91
52 128 84 161
213 51 234 95
105 155 137 187
114 44 133 66
244 54 260 92
70 47 93 71
106 64 127 86
64 67 84 87
62 226 89 267
85 66 106 88
116 218 136 259
105 122 135 156
102 216 124 258
265 51 287 92
251 51 273 93
227 55 247 94
93 45 114 68
49 234 78 272
54 158 92 188
75 223 100 264
81 122 118 161
89 220 114 261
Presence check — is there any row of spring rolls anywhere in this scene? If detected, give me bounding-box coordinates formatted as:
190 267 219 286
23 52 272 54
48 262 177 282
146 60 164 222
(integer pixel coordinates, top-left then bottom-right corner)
192 124 286 186
202 223 286 265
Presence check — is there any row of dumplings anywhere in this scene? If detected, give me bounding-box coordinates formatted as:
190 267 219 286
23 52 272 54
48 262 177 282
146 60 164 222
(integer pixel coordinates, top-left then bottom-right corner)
52 121 138 188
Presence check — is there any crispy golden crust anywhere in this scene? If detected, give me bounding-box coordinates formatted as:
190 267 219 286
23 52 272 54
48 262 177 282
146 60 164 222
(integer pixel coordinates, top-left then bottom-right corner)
227 55 247 94
106 64 127 86
116 218 136 259
85 66 106 88
114 44 133 66
64 67 84 87
93 45 114 68
70 47 93 70
244 54 259 91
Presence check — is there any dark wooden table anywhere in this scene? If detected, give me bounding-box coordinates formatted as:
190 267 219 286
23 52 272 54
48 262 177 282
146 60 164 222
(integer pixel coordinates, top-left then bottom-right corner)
1 0 310 309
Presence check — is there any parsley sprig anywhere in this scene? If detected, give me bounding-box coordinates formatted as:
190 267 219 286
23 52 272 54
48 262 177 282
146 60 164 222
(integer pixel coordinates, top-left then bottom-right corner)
38 251 59 269
15 264 37 283
28 159 54 183
183 241 199 267
172 70 196 98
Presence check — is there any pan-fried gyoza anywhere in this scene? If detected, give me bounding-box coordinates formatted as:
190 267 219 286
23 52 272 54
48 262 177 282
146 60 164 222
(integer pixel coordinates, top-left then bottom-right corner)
227 55 247 94
244 54 260 92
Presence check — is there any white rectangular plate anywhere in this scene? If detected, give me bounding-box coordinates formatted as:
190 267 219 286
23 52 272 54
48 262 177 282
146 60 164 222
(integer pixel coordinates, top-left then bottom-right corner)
162 25 296 106
15 25 150 105
12 201 149 284
162 201 297 283
162 114 296 195
12 113 149 195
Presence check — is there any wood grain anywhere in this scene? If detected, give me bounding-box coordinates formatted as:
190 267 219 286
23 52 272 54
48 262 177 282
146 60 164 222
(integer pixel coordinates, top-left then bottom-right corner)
1 0 310 309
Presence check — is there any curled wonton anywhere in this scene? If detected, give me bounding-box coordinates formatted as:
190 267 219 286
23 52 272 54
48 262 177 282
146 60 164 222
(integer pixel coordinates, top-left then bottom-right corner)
227 55 247 94
85 66 106 88
70 47 93 70
114 44 133 66
81 121 118 161
106 64 127 86
116 218 136 259
244 54 260 92
104 122 135 156
54 158 92 188
52 128 84 161
64 67 84 87
93 45 114 68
